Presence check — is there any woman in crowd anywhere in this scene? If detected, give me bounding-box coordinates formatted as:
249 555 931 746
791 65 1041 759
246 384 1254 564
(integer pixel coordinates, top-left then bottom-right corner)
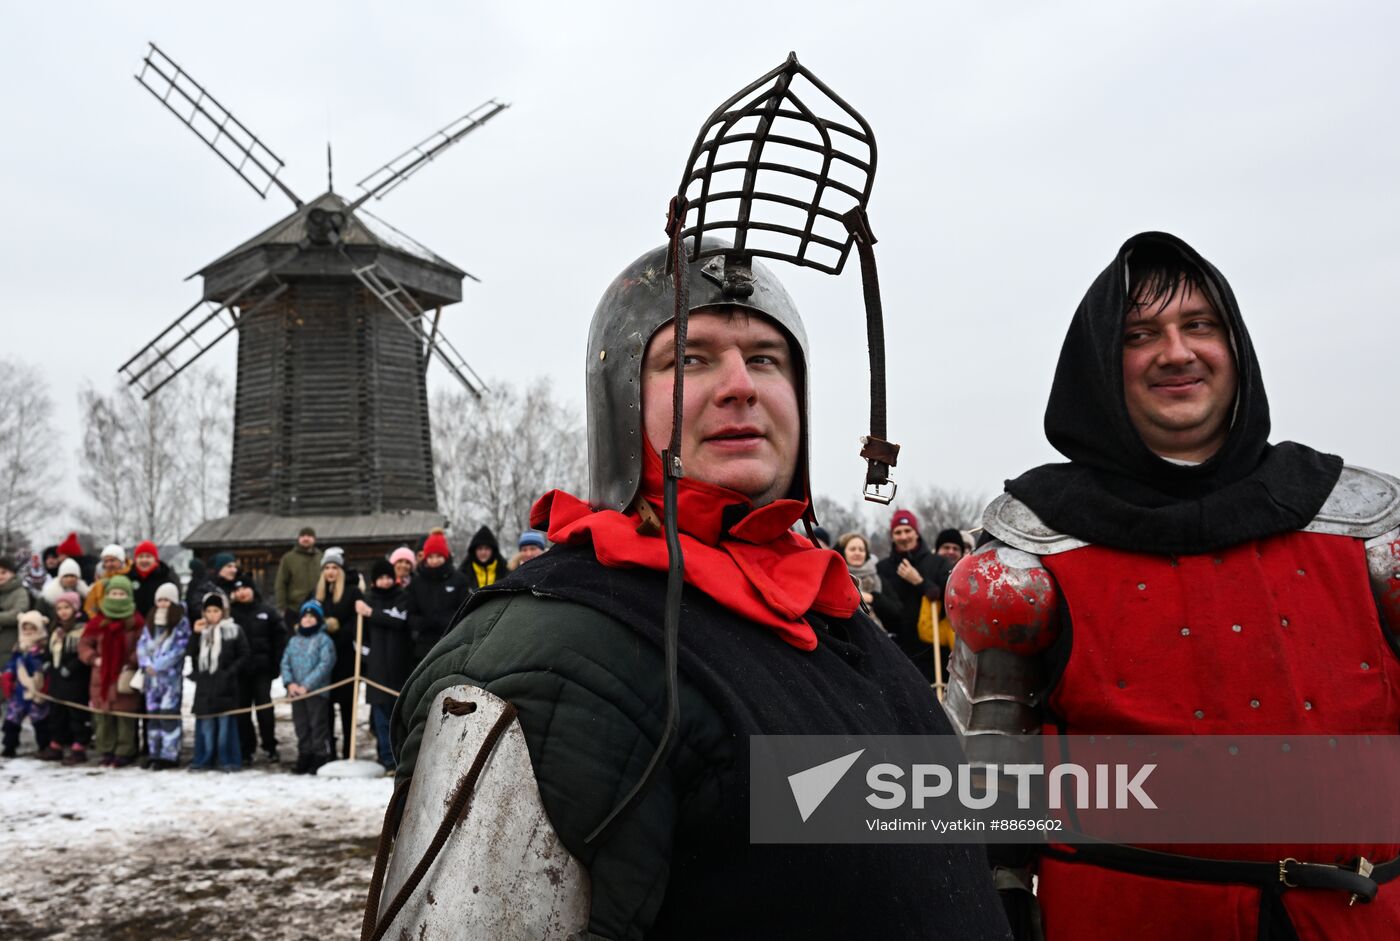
314 547 362 760
838 532 902 633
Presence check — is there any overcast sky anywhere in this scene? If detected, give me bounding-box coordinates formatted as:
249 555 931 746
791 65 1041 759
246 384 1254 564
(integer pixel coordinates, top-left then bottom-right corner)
4 1 1399 539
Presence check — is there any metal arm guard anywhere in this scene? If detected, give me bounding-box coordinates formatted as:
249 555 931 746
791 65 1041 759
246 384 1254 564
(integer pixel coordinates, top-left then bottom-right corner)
368 686 590 940
944 541 1059 766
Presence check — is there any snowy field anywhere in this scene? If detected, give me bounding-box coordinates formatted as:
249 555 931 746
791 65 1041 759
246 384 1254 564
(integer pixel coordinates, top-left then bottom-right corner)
2 699 394 940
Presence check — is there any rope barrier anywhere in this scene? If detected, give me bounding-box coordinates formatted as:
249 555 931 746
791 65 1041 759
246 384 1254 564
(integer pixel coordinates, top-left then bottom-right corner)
32 673 402 722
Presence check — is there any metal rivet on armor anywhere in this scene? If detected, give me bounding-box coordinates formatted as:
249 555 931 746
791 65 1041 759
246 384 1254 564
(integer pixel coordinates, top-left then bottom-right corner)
1228 745 1239 756
1232 624 1242 633
1297 568 1306 576
1361 662 1371 671
1194 709 1205 719
599 350 606 361
1250 699 1260 708
1117 679 1126 689
1137 583 1146 590
1303 701 1313 710
1180 627 1191 636
1281 617 1289 627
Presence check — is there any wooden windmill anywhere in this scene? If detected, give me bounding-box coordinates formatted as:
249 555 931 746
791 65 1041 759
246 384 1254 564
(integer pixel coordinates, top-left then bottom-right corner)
121 43 507 572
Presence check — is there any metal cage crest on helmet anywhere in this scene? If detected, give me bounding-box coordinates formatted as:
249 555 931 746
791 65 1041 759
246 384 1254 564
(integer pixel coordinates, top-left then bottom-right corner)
585 53 900 847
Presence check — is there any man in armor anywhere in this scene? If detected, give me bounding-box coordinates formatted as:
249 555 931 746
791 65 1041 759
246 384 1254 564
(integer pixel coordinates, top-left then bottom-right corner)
945 231 1400 939
365 242 1012 940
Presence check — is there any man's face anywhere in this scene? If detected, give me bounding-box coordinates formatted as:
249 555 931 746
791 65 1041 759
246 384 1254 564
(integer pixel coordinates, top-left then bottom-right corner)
233 586 254 604
518 545 543 563
0 568 11 586
219 562 239 581
937 542 964 561
641 310 800 507
474 545 493 564
1122 278 1238 462
298 534 316 549
102 556 122 575
891 525 919 554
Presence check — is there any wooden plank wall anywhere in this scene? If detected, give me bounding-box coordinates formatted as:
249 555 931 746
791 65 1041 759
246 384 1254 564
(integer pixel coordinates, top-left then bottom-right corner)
229 278 438 517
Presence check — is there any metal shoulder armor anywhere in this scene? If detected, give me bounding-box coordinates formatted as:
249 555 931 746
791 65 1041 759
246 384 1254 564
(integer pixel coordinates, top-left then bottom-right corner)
943 540 1060 759
1302 464 1400 539
366 686 590 940
1365 526 1400 633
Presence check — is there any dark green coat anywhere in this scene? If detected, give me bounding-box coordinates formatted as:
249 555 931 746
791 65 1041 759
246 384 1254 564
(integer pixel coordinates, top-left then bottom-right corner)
393 549 1009 941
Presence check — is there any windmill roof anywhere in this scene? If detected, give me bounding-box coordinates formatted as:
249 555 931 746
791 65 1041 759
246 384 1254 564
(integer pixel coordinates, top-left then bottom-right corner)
196 191 465 276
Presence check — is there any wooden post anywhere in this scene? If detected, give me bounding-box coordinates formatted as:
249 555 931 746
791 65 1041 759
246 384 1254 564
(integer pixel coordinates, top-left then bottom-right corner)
348 575 366 762
932 600 946 703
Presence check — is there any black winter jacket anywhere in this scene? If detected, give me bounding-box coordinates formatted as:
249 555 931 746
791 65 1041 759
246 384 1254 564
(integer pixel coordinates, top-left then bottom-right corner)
191 621 251 714
230 593 287 680
404 561 470 663
316 573 363 683
364 583 412 706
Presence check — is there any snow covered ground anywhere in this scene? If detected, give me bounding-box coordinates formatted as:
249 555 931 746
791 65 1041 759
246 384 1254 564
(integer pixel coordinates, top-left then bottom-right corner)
2 709 394 940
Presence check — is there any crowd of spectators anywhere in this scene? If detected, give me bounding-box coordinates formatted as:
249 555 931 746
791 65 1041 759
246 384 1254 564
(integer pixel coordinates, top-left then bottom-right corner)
0 525 553 776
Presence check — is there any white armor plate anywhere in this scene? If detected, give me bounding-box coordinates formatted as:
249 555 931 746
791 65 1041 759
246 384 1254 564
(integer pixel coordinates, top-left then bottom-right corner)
374 685 590 940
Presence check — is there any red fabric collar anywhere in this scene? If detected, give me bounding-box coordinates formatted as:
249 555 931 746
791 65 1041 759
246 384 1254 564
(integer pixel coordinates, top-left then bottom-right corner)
531 447 858 651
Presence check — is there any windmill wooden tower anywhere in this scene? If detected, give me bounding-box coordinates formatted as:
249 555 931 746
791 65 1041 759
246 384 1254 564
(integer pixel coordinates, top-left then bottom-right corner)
121 43 507 575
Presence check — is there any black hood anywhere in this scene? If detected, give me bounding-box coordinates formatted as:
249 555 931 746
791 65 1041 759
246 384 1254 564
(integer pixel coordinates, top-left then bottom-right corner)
465 526 503 566
1005 232 1341 554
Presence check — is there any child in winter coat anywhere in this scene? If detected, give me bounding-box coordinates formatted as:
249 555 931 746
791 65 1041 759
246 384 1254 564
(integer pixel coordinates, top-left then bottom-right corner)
2 612 51 756
78 574 144 767
42 592 91 764
136 584 191 770
189 593 249 772
359 559 411 772
281 599 336 775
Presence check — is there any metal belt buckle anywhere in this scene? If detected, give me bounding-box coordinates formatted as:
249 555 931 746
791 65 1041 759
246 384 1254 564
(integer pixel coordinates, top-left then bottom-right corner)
1350 857 1374 907
863 479 897 505
1279 857 1299 888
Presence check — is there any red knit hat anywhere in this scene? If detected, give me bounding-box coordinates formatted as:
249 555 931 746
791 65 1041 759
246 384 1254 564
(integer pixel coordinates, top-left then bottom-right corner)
57 532 83 558
889 509 920 534
134 540 159 561
422 530 451 559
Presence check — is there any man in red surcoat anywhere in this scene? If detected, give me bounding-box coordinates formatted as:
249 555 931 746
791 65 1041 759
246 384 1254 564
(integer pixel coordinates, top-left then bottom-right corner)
945 232 1400 940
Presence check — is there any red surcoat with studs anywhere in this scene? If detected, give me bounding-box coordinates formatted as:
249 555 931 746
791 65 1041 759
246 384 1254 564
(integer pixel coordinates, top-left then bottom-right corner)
1034 530 1400 940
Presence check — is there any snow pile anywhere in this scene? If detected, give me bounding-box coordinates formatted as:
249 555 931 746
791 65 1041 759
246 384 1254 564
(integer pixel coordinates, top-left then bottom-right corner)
0 757 394 940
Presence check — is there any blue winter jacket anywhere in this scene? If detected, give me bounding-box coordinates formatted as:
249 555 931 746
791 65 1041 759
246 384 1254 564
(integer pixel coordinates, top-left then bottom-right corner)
280 627 336 698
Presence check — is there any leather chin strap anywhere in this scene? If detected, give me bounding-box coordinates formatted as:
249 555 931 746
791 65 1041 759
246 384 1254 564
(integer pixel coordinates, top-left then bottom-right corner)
842 205 900 505
585 196 690 847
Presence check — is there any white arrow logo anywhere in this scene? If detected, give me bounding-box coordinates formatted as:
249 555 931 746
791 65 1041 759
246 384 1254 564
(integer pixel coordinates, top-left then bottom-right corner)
787 749 865 822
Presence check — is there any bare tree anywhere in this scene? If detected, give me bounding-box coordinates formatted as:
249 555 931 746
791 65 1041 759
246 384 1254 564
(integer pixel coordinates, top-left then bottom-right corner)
77 377 205 546
432 382 586 546
811 494 871 546
0 358 60 556
183 368 233 525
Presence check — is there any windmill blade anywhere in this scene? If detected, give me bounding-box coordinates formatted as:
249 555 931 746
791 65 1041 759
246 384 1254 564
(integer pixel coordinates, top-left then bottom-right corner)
135 42 303 208
350 260 486 397
349 100 509 211
120 267 288 399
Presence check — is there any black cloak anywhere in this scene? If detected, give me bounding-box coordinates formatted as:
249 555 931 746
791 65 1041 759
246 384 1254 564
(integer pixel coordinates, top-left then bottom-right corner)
1005 231 1341 555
